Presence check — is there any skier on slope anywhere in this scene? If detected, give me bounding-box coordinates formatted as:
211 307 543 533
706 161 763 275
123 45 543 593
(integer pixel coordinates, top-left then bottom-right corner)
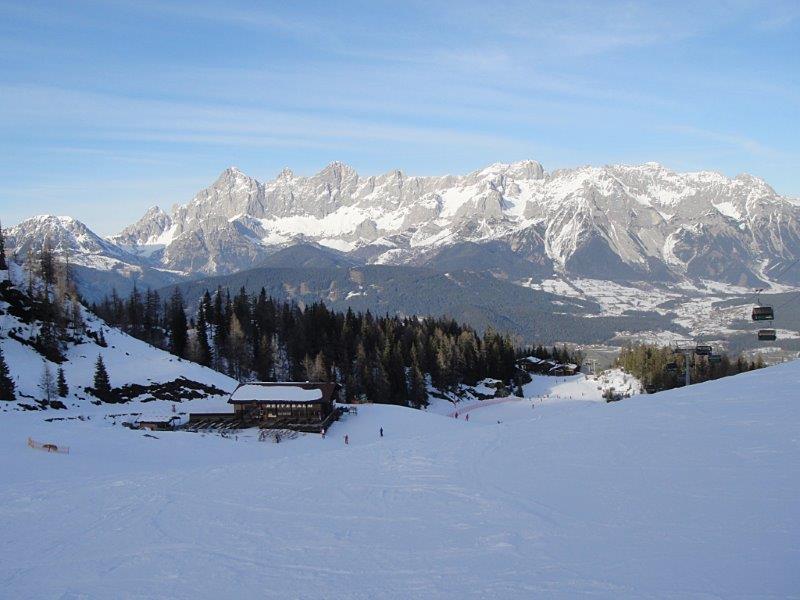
380 427 383 437
465 414 469 422
344 434 349 445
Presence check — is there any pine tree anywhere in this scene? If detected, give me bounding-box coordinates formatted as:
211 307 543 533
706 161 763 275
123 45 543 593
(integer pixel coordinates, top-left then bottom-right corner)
409 349 428 408
227 314 247 379
40 362 57 402
254 333 273 381
0 346 15 401
384 343 407 404
271 333 290 380
92 355 112 401
0 219 7 271
70 298 84 334
168 288 188 358
143 289 162 346
56 367 69 397
39 238 56 287
35 296 63 362
302 354 315 381
303 351 328 382
195 306 212 367
313 352 328 381
127 283 143 337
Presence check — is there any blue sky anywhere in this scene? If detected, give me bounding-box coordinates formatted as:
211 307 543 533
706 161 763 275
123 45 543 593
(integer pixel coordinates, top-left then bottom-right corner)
1 0 799 235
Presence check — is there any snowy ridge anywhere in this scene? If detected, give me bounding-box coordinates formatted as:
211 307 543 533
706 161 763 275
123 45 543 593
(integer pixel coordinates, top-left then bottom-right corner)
125 158 800 287
7 159 795 289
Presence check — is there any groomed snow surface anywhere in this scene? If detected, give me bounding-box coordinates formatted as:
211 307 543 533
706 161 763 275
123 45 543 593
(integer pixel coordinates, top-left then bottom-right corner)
1 365 799 598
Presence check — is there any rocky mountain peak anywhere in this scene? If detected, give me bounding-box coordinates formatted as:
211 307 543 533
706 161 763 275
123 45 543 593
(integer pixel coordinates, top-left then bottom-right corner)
213 166 254 186
10 160 798 287
277 167 295 181
316 161 359 187
8 215 128 262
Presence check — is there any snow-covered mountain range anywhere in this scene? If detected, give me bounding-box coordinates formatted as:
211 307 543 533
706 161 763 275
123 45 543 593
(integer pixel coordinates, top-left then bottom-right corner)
5 215 183 300
9 160 800 288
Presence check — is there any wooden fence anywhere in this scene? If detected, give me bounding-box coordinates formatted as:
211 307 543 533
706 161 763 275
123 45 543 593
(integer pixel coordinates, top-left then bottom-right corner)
27 437 70 454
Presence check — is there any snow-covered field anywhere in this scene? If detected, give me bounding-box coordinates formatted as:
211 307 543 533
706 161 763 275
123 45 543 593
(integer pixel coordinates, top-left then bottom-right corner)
1 362 798 598
524 277 680 317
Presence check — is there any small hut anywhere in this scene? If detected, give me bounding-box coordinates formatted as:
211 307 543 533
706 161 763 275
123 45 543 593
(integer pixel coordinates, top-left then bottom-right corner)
135 416 180 431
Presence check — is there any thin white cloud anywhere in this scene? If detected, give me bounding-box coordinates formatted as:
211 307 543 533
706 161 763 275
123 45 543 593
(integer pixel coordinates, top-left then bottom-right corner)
666 124 779 157
0 84 537 151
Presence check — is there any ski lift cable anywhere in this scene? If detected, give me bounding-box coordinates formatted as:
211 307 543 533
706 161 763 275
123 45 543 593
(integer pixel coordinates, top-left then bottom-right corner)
744 258 800 305
773 289 800 311
770 256 800 281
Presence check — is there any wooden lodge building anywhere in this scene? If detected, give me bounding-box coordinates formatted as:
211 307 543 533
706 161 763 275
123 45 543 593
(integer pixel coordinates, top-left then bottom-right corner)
188 381 340 433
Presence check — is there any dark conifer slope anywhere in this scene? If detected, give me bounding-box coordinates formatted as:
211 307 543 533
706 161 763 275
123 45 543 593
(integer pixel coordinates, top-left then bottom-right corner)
165 265 677 345
93 285 584 407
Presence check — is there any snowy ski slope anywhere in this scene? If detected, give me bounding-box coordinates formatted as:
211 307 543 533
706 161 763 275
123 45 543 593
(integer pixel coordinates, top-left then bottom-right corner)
0 363 798 598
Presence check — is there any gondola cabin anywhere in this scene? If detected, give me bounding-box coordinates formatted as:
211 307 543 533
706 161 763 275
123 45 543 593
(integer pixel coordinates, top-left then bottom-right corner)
752 306 774 321
665 362 678 373
695 345 713 356
758 329 777 342
708 354 722 364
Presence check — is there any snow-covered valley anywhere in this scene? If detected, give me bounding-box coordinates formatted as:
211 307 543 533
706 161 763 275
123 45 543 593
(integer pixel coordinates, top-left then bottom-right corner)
1 359 797 598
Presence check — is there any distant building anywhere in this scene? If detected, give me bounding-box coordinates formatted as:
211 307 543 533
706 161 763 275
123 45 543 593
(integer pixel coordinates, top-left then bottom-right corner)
516 357 578 376
516 356 554 374
548 363 579 376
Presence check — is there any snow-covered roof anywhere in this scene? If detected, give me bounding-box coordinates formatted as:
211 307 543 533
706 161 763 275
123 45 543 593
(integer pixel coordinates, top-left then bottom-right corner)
521 356 578 372
549 363 578 373
135 415 180 422
229 383 326 403
518 356 543 364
